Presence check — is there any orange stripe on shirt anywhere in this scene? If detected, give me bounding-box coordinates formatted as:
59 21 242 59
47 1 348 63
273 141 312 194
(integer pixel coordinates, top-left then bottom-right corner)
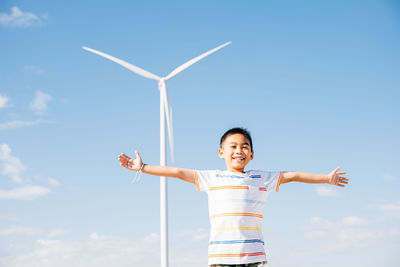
210 186 249 190
209 252 266 258
210 213 263 219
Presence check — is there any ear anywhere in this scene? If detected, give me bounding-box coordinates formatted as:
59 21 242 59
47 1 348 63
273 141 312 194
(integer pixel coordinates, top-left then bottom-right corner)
218 147 224 158
250 151 254 160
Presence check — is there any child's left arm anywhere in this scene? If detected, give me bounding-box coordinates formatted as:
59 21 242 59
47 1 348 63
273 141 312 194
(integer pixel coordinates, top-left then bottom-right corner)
280 167 349 187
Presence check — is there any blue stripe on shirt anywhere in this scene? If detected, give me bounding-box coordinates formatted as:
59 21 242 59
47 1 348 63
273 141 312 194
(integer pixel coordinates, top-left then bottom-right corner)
215 174 262 179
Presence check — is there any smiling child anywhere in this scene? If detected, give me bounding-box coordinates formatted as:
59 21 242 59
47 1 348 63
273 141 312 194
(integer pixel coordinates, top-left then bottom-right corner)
118 127 349 267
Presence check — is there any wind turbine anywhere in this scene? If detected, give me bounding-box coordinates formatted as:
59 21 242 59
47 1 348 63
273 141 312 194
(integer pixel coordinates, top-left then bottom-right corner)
82 41 231 267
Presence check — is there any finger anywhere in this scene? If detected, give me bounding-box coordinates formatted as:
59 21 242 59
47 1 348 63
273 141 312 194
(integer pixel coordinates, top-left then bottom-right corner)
120 153 131 160
340 177 349 181
135 150 141 159
333 166 341 173
124 157 132 165
337 184 345 187
118 155 127 162
337 172 346 175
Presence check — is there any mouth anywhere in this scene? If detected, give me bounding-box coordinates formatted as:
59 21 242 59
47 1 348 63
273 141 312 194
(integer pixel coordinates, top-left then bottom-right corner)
232 157 245 163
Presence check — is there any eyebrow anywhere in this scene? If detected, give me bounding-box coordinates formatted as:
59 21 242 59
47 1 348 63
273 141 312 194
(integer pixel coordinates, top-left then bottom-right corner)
228 142 250 146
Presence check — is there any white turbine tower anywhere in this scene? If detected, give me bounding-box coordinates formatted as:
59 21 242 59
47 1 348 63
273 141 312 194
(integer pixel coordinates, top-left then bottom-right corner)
82 41 231 267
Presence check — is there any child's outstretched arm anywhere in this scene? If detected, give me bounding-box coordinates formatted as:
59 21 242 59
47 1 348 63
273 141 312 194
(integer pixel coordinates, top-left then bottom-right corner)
118 151 195 184
280 167 349 187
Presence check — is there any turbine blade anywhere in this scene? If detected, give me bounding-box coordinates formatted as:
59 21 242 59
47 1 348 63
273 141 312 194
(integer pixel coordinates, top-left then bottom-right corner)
82 46 161 81
159 82 175 163
165 41 232 81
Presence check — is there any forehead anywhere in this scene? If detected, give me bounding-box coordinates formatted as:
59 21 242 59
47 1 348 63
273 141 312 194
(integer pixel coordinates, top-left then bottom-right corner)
223 133 250 145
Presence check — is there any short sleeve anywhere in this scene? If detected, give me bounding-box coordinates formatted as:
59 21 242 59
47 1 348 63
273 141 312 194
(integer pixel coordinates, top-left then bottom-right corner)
262 171 283 192
194 170 216 192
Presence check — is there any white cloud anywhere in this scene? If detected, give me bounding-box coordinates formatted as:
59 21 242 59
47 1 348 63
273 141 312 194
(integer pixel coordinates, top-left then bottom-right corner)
0 225 67 238
0 93 9 108
178 228 209 241
48 229 69 238
301 216 336 231
0 143 26 183
0 144 57 200
0 226 42 236
379 201 400 213
304 230 325 239
315 186 339 197
0 229 209 267
48 178 60 187
341 216 368 226
29 91 52 115
0 185 51 200
371 201 400 219
302 215 369 231
23 65 45 75
382 173 397 181
0 215 20 223
0 232 161 267
0 7 42 28
0 120 46 131
298 214 400 255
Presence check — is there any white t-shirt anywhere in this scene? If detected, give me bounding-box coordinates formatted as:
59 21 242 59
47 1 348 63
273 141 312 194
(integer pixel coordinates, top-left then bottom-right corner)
194 169 282 265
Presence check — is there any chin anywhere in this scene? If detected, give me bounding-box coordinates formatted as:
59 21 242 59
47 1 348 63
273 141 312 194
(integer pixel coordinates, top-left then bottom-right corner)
231 164 246 170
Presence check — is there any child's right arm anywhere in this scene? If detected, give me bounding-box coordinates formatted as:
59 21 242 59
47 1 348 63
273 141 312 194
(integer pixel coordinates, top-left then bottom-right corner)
118 151 195 184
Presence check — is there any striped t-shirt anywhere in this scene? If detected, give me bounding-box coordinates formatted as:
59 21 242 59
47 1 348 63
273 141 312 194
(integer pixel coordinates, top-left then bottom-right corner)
194 169 282 265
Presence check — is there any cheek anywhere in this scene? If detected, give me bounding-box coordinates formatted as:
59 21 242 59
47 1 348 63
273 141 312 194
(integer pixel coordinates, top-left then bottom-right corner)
249 152 254 159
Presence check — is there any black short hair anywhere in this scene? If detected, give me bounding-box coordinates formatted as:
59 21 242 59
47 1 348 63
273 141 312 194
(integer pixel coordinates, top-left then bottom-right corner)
220 127 253 151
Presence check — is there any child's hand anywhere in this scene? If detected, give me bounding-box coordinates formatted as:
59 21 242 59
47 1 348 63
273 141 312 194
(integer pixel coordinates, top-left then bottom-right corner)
118 150 143 171
328 167 349 187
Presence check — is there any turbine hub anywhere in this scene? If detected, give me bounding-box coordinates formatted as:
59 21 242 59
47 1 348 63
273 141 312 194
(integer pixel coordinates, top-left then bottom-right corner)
158 78 166 90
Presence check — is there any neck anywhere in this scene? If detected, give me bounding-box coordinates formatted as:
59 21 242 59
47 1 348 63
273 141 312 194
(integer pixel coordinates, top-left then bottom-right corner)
228 167 245 173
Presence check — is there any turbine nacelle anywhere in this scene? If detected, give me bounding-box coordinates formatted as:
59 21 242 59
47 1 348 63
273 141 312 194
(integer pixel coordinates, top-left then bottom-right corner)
158 77 166 88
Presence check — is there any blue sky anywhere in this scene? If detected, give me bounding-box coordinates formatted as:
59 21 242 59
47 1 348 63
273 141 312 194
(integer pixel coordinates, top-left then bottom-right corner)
1 0 399 266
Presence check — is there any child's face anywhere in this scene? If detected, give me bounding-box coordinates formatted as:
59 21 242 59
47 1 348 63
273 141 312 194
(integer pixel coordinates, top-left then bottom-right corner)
218 133 254 173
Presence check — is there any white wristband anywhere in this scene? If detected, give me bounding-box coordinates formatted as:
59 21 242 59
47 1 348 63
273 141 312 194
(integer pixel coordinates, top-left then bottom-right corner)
131 163 145 183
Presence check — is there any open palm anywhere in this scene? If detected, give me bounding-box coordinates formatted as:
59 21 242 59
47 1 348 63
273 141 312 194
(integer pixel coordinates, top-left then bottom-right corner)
118 151 142 171
328 167 349 187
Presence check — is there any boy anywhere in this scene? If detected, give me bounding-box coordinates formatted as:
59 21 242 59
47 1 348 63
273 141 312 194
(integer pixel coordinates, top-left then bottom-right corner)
118 127 349 267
